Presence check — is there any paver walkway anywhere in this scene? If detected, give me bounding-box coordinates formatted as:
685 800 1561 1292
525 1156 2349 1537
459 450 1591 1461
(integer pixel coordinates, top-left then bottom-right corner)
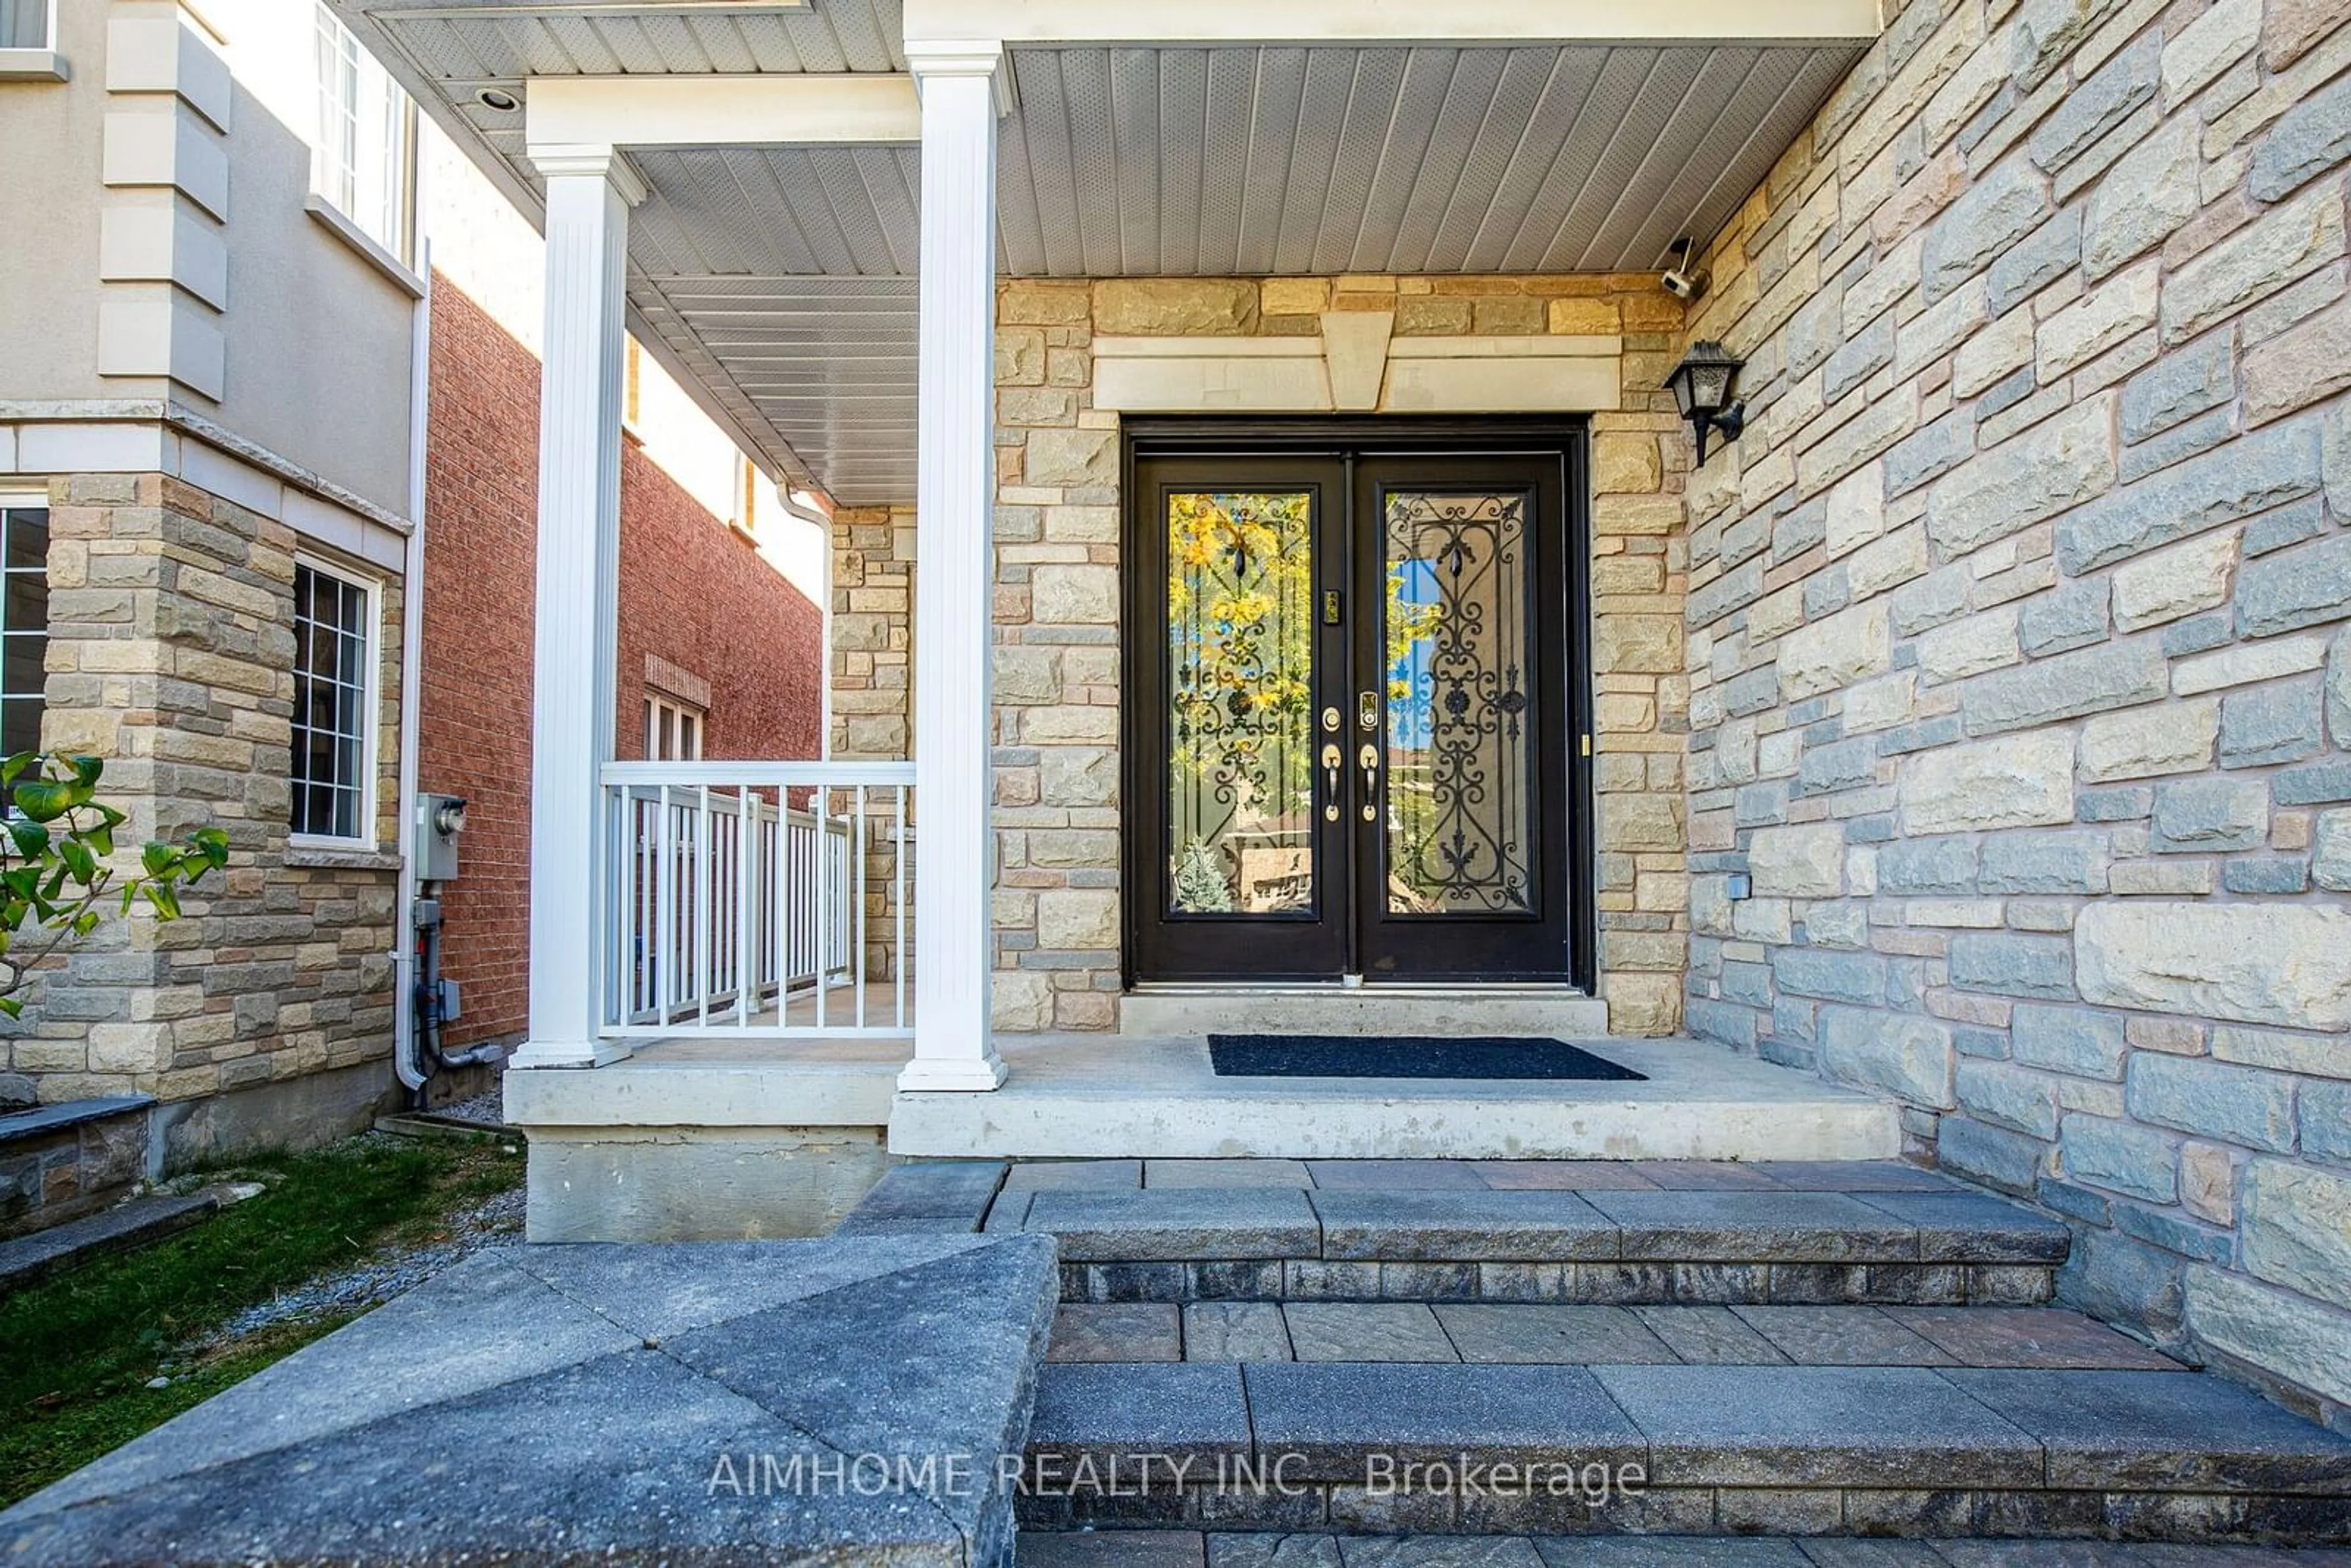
1019 1529 2351 1566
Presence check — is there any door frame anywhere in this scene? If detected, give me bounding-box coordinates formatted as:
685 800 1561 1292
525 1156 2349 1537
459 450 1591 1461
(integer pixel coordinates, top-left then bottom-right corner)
1118 415 1598 991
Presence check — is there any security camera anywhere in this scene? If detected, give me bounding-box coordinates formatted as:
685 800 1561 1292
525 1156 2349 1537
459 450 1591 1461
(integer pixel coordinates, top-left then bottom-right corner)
1660 238 1709 302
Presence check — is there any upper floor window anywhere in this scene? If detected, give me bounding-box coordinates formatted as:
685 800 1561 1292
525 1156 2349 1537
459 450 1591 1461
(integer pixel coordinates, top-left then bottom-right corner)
0 501 47 757
312 2 416 268
0 0 53 49
646 694 704 762
291 560 377 842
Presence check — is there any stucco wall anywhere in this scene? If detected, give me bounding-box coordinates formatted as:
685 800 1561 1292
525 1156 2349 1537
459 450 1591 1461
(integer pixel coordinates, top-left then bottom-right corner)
1680 0 2351 1419
0 0 418 519
986 275 1695 1033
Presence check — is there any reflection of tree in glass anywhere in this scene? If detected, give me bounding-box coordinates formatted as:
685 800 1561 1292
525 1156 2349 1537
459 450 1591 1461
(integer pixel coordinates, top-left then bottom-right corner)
1168 492 1311 912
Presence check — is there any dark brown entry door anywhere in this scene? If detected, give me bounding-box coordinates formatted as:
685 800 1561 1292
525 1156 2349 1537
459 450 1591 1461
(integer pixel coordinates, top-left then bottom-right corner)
1127 426 1589 986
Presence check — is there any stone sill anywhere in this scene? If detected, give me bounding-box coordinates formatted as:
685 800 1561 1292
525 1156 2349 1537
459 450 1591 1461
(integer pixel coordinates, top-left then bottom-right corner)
0 1093 154 1147
286 840 402 873
0 49 69 82
304 196 426 299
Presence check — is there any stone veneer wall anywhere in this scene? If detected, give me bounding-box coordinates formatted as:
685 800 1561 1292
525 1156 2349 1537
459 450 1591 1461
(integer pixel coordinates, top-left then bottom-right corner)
989 275 1694 1034
830 504 916 983
1679 0 2351 1419
10 472 403 1162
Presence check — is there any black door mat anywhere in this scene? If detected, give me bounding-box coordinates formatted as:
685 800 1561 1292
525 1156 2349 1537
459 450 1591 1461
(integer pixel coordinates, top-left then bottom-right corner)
1206 1033 1647 1081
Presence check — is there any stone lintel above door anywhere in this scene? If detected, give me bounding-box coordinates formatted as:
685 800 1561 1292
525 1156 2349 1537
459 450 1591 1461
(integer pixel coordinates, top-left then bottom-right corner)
1090 316 1625 415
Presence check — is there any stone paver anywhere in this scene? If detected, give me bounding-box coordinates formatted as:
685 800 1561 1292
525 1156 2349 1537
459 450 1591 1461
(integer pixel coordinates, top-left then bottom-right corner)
1434 1304 1681 1364
1307 1160 1492 1190
1003 1160 1143 1191
1049 1304 1183 1362
1313 1190 1618 1261
1338 1537 1543 1568
1243 1362 1647 1479
1029 1362 1250 1466
1027 1538 2351 1568
1625 1161 1788 1190
1731 1305 1956 1366
4 1237 1061 1568
1630 1304 1792 1363
1472 1160 1664 1190
1591 1364 2045 1488
1208 1536 1346 1568
1583 1191 1920 1262
1888 1307 2181 1369
1849 1192 2070 1261
1942 1367 2351 1491
1149 1159 1314 1188
1184 1302 1293 1361
1022 1188 1322 1261
1283 1302 1458 1362
1022 1532 1207 1568
1749 1162 1957 1192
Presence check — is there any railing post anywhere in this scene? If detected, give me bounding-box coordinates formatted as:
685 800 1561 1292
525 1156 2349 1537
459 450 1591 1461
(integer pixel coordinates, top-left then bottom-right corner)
900 39 1007 1092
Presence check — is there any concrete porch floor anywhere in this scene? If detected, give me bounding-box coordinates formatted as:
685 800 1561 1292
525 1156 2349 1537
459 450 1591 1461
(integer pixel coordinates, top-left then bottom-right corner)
505 1032 1899 1162
891 1035 1900 1161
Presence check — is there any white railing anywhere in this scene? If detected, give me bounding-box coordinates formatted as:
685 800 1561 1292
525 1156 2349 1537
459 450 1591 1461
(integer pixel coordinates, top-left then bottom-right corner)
600 761 915 1038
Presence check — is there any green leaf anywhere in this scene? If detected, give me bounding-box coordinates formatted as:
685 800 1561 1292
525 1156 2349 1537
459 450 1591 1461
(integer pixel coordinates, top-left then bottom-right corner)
140 842 175 877
0 997 20 1019
142 883 182 920
7 817 47 858
12 778 71 823
59 838 97 885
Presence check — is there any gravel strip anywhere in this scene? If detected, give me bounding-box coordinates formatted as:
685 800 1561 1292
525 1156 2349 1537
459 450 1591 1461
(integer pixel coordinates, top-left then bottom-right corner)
201 1181 526 1345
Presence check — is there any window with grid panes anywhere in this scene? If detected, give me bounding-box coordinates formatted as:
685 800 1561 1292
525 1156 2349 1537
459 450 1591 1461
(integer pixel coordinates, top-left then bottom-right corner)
291 563 373 840
0 504 47 757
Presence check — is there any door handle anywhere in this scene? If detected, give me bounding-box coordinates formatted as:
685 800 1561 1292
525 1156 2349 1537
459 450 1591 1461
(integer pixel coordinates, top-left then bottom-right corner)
1359 743 1379 822
1321 743 1343 822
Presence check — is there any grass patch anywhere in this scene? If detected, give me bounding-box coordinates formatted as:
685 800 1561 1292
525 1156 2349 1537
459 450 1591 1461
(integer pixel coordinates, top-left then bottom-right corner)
0 1134 523 1506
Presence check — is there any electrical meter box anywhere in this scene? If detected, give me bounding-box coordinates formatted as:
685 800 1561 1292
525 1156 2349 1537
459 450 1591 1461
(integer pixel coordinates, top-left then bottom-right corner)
416 793 467 883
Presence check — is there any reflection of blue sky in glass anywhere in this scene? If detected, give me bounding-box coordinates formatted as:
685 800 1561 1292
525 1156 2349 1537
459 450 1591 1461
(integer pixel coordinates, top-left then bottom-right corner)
1389 560 1439 749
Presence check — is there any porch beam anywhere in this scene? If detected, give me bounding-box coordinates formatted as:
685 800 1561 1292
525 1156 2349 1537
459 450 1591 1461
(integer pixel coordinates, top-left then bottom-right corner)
899 40 1007 1093
901 0 1880 43
524 74 921 151
510 144 639 1071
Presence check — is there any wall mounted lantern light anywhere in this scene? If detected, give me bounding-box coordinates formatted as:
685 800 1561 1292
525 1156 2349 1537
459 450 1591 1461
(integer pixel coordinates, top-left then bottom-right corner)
1665 339 1746 465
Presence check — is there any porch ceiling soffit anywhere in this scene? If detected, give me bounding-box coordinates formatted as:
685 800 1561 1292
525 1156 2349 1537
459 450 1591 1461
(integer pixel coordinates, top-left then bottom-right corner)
1090 320 1626 415
333 0 1870 506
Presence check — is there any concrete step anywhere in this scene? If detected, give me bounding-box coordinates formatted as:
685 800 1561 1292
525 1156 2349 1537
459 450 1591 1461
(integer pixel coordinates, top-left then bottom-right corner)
1018 1359 2351 1542
976 1172 2068 1307
1117 988 1612 1040
1018 1528 2351 1566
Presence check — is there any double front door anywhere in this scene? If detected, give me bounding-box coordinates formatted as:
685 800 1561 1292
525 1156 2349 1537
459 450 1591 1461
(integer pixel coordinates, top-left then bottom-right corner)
1126 424 1591 986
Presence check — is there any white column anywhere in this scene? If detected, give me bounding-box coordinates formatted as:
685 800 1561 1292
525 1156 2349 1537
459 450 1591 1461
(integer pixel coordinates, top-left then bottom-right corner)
899 42 1007 1092
510 145 643 1070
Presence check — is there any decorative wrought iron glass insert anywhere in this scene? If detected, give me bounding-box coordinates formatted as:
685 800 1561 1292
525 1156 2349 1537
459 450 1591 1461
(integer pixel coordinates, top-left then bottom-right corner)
1382 490 1536 915
291 563 373 840
0 505 47 758
1166 491 1316 915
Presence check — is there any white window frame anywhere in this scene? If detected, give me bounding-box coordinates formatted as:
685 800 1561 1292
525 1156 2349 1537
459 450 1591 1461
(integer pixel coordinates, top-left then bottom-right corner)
310 1 418 272
645 693 705 762
0 0 66 80
0 491 48 759
290 554 382 848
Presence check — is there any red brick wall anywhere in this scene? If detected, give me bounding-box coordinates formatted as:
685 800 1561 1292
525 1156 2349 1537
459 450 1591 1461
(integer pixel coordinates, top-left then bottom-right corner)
418 276 822 1052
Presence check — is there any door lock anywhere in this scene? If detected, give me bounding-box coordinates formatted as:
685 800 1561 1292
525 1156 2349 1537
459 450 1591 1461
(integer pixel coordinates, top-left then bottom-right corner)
1357 690 1379 731
1359 742 1379 822
1321 743 1343 821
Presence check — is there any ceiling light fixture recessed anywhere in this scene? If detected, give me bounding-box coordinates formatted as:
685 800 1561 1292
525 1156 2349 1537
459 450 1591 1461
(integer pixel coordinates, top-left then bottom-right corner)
477 88 521 113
